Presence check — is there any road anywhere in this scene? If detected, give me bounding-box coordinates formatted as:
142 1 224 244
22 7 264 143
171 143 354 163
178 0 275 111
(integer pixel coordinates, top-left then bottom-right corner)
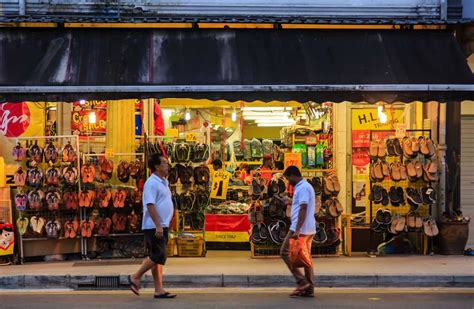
0 288 472 309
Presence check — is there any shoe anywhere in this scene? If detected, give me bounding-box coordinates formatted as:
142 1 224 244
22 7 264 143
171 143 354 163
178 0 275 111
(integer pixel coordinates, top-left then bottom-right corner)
390 163 401 181
399 163 408 181
406 161 417 178
419 137 430 156
386 139 396 156
375 209 385 224
388 186 400 205
381 188 389 206
403 138 414 158
370 140 379 159
396 187 406 205
378 141 387 158
393 138 403 156
411 137 420 154
414 161 423 179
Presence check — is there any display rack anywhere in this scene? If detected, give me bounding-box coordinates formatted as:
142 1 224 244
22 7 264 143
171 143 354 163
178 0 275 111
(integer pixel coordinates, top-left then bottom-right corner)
13 135 82 263
81 152 145 260
367 129 434 256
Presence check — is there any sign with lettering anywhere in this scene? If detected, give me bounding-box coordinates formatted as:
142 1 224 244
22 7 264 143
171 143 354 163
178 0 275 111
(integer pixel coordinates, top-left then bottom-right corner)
351 109 404 131
210 170 231 199
0 102 45 163
71 101 107 136
284 153 302 170
105 148 115 158
185 132 198 142
395 123 407 139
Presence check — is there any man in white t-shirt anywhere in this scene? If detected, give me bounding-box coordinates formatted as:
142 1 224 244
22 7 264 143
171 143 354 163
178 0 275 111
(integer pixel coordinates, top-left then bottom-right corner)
281 165 316 298
129 153 176 299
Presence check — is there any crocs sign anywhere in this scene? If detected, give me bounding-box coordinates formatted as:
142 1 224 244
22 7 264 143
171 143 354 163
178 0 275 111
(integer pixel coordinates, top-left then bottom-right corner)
0 103 30 137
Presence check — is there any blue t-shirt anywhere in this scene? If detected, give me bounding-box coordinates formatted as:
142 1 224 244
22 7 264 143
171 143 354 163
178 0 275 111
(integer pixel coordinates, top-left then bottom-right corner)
290 179 316 235
142 174 174 229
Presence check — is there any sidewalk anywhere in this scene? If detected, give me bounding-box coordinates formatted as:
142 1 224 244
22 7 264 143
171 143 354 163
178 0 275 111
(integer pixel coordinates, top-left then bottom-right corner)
1 251 473 289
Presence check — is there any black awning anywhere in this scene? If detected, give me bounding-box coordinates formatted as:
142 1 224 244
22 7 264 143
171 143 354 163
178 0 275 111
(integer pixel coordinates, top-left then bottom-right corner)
0 28 472 102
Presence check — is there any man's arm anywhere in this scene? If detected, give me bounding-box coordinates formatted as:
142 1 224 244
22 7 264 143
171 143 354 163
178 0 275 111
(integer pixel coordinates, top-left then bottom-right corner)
147 203 164 239
293 203 308 239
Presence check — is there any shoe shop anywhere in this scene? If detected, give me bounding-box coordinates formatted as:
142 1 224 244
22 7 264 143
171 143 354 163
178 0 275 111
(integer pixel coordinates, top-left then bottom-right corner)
0 27 473 265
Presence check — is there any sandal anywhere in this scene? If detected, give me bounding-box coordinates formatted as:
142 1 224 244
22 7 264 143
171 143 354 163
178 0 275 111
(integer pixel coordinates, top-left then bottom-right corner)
154 292 177 299
128 275 140 296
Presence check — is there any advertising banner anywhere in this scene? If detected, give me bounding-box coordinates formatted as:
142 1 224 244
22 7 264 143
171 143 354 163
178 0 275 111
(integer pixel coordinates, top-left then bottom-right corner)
205 214 250 242
71 101 107 136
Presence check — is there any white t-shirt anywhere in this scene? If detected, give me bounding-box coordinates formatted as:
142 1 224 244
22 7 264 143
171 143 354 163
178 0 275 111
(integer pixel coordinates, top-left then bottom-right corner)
290 179 316 235
141 174 174 230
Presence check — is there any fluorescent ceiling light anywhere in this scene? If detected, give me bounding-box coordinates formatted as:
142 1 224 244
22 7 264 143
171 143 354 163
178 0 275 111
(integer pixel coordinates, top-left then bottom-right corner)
242 111 290 117
257 122 295 127
254 118 295 123
231 109 237 121
244 114 291 119
241 107 292 111
185 109 191 121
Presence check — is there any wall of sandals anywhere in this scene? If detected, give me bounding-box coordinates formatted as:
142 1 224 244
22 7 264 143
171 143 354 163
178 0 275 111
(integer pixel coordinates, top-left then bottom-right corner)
368 132 440 239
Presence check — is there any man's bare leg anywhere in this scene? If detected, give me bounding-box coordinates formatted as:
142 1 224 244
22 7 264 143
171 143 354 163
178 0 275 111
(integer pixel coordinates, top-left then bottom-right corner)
131 257 156 289
151 264 167 295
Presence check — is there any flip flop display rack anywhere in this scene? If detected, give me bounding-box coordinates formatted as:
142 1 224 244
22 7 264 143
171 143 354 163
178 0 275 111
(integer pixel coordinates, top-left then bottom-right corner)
368 129 440 256
12 135 83 263
249 168 343 258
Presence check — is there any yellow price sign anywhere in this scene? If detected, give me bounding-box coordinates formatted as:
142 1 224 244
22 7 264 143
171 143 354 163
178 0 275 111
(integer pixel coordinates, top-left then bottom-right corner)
284 153 302 170
166 128 179 138
185 132 198 142
210 170 231 200
105 148 115 158
395 123 407 139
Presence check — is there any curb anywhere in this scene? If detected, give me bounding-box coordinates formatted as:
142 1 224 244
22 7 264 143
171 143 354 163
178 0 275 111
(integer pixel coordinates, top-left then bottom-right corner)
1 274 473 289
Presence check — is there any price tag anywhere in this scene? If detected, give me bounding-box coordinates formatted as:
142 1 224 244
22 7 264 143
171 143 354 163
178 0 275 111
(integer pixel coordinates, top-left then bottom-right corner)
165 128 179 138
105 148 115 158
210 170 231 200
185 132 198 142
284 153 302 170
395 124 407 139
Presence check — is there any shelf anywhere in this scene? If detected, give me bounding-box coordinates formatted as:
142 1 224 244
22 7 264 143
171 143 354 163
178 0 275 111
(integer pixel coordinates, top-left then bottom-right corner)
92 233 144 237
22 236 82 241
228 161 262 166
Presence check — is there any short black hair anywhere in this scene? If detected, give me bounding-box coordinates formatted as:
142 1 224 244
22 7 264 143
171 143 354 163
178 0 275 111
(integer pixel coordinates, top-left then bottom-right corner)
212 159 223 169
148 153 165 172
283 165 302 178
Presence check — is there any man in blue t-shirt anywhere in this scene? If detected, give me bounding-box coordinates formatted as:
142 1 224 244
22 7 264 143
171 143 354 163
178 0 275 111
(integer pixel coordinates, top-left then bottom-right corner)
281 165 316 298
129 153 176 299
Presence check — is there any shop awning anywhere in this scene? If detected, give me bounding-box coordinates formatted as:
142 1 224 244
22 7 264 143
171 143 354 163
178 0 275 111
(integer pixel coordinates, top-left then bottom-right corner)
0 28 473 103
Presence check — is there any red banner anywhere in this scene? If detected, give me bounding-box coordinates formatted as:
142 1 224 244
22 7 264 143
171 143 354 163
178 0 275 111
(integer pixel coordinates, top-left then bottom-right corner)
205 214 250 242
205 214 250 232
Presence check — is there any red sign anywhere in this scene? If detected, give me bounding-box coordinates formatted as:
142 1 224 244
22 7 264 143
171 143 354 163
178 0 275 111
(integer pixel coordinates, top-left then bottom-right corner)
71 101 107 136
352 148 370 167
0 103 30 137
352 130 370 148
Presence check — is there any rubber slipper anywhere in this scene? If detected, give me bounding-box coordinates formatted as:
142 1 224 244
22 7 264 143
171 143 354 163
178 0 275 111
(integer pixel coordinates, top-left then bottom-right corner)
154 293 177 299
393 138 403 156
128 275 140 296
386 139 396 156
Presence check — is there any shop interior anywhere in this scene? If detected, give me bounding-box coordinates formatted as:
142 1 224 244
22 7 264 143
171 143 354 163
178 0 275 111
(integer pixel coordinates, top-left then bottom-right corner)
0 98 442 263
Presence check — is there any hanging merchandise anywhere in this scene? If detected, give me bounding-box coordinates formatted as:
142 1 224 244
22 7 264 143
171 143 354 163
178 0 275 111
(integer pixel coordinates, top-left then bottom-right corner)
243 139 252 161
12 143 26 162
233 140 244 161
250 138 263 160
43 141 59 163
262 139 273 157
28 141 43 164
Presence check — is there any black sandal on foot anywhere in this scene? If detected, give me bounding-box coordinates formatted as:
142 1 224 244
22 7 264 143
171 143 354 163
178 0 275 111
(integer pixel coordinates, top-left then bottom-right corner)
154 292 177 299
128 275 140 296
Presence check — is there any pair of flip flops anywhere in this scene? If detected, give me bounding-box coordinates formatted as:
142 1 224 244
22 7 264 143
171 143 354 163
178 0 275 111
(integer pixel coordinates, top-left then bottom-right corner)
128 276 176 298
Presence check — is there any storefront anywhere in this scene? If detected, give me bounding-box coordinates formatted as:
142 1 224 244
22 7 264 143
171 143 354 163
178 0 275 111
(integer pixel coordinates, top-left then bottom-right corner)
0 27 473 263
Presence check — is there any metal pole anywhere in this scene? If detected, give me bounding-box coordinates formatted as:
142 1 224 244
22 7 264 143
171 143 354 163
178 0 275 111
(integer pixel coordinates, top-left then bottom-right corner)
438 103 447 219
